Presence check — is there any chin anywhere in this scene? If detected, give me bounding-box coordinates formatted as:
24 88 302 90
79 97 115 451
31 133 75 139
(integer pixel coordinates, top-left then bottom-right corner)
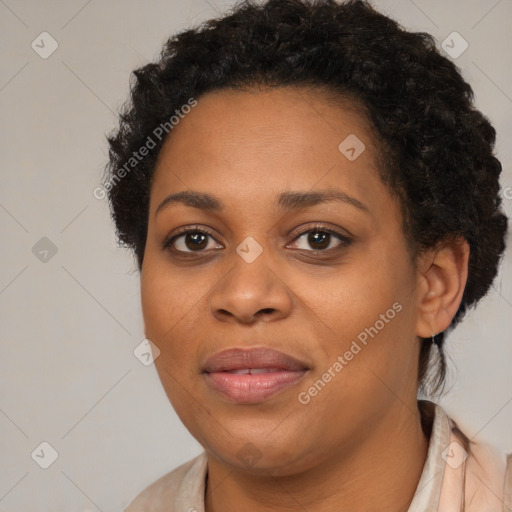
201 429 318 475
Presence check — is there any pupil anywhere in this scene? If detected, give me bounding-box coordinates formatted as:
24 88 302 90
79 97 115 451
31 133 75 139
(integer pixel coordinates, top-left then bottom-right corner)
186 233 208 251
309 231 329 250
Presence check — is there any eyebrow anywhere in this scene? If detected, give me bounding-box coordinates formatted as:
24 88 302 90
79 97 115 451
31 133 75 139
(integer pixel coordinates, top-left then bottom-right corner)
155 189 369 217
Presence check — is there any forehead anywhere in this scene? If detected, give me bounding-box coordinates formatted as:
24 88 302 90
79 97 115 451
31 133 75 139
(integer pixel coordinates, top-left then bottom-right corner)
156 85 376 160
150 86 387 215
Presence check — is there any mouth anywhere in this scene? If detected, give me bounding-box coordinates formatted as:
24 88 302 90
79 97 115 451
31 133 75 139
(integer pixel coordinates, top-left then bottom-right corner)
202 347 310 403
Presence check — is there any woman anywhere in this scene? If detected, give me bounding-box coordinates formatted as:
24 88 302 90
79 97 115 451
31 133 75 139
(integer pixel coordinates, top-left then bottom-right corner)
104 0 511 510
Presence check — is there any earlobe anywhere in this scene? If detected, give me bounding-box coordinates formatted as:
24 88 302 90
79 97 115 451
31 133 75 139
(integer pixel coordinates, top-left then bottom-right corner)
415 237 470 338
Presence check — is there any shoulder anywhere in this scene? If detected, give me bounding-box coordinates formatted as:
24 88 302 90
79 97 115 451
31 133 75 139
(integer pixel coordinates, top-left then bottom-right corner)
463 435 512 511
125 452 208 512
438 406 512 512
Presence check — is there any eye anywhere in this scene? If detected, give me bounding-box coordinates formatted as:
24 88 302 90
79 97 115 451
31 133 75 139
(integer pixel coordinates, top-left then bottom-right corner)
288 225 352 252
162 224 352 256
163 227 222 253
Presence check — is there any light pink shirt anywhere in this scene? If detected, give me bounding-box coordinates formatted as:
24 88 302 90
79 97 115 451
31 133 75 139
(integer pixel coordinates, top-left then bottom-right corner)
126 402 512 511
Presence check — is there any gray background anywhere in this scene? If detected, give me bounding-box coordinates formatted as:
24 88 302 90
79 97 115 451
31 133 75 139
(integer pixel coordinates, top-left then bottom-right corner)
0 0 511 510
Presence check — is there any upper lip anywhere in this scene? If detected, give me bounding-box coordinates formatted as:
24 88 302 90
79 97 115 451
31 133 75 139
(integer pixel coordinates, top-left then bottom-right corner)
202 347 310 373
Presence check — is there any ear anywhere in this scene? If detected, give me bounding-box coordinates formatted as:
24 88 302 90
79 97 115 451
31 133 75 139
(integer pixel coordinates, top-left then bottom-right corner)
415 237 470 338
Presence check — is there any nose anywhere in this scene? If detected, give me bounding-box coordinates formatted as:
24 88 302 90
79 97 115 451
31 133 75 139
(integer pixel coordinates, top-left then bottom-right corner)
208 245 294 324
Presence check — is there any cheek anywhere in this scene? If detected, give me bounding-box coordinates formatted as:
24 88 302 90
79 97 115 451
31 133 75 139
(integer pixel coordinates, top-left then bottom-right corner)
299 252 410 338
306 246 417 381
140 257 207 366
140 261 211 429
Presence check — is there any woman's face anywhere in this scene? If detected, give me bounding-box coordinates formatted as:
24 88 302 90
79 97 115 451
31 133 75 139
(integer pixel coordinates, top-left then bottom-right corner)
141 86 424 475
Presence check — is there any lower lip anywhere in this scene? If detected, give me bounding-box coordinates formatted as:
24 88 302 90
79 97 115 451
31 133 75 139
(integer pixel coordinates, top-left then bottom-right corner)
204 370 307 403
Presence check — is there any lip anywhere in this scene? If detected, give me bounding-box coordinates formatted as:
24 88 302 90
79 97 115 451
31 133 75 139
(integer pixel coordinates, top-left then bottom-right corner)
202 347 310 403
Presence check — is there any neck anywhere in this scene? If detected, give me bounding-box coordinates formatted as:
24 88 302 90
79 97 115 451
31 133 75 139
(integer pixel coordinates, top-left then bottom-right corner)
205 401 429 512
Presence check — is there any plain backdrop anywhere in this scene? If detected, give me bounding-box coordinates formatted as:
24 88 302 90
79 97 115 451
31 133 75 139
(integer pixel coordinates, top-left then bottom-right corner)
0 0 511 510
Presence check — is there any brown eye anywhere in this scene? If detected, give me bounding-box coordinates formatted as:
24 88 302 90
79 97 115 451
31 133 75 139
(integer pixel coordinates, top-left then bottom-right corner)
182 232 209 251
288 226 352 252
165 228 222 253
307 231 331 250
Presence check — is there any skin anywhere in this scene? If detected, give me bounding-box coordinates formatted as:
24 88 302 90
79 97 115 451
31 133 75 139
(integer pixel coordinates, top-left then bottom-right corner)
140 86 469 512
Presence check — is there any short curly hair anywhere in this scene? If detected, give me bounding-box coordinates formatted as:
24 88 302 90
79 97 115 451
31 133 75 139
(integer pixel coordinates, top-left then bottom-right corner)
105 0 508 394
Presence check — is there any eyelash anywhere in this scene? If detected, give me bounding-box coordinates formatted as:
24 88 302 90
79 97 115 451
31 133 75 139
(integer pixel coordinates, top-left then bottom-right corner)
162 224 353 256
